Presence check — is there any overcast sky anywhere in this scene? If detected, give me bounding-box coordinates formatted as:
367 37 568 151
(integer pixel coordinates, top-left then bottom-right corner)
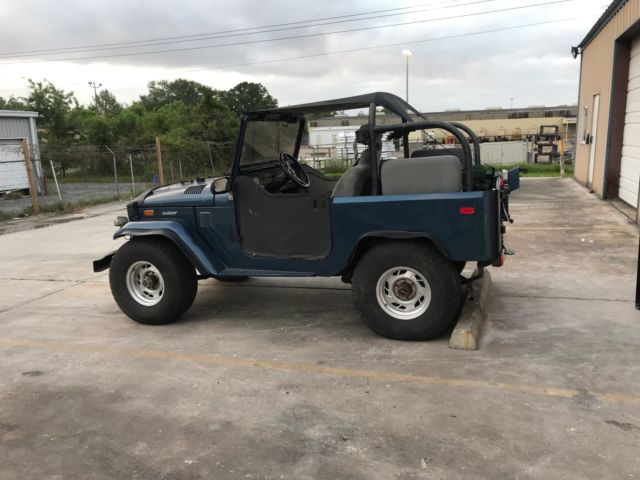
0 0 609 112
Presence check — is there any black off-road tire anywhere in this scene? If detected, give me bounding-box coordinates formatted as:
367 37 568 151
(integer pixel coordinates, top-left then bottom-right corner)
351 240 462 341
109 238 198 325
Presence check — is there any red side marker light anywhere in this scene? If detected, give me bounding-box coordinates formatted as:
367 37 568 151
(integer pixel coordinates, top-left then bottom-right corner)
459 207 475 215
143 209 155 217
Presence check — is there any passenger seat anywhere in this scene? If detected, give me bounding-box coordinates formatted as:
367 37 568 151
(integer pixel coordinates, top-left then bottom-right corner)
380 155 462 195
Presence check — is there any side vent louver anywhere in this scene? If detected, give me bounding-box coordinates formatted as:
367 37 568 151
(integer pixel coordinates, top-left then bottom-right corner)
184 184 206 194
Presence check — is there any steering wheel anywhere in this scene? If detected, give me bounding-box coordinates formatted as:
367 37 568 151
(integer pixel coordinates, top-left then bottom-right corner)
278 152 311 188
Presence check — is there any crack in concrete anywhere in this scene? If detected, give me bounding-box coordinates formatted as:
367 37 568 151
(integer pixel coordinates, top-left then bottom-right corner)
0 281 84 315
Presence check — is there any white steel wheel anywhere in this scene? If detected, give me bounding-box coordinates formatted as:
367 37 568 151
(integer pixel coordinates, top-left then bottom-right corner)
375 266 432 320
125 261 165 306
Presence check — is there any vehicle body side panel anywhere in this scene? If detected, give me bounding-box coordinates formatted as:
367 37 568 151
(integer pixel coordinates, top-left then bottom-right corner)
192 191 500 276
331 191 499 263
116 189 500 277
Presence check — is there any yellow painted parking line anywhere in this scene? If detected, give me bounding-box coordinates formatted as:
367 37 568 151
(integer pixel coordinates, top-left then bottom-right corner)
1 337 639 406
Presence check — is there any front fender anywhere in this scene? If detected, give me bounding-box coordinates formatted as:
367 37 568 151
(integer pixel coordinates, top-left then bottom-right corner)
114 221 222 276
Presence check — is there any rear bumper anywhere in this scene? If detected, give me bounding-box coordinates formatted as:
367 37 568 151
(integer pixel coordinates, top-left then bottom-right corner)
93 251 115 272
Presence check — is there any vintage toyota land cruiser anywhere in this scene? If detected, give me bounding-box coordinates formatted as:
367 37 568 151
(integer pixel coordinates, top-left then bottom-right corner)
94 92 515 340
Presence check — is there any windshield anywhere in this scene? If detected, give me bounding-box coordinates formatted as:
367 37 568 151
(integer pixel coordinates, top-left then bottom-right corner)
240 119 301 166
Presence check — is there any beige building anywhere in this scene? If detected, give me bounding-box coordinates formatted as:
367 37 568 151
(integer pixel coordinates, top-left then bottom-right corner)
573 0 640 209
310 106 576 144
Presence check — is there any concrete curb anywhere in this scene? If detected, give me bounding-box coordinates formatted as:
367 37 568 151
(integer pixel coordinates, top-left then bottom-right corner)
449 269 492 350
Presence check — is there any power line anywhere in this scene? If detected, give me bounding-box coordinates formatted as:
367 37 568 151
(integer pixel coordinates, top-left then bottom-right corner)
0 0 500 60
0 0 474 58
0 18 573 95
179 18 575 74
0 0 573 66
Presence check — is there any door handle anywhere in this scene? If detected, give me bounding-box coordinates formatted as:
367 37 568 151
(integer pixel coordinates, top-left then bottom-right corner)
312 198 327 212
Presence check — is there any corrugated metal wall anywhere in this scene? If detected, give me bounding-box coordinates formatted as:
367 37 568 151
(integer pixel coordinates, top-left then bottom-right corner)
0 117 32 141
575 0 640 196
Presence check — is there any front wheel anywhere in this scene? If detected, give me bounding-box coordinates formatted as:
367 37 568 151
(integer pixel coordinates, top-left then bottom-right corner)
109 238 198 325
351 241 462 340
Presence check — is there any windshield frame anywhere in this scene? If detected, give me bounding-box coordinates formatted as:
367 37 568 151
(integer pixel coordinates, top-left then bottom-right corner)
233 113 305 174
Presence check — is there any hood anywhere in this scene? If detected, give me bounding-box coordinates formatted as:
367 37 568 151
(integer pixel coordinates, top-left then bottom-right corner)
134 178 219 207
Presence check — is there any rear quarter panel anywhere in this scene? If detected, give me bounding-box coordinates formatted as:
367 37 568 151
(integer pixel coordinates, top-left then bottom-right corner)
331 191 499 263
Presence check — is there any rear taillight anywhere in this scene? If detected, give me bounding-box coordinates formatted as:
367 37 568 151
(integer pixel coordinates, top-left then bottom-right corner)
459 207 475 215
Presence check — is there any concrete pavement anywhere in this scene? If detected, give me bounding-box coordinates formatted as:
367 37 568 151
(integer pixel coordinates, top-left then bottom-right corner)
0 178 639 479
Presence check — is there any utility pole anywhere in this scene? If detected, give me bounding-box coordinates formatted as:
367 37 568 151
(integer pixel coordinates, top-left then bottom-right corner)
402 49 412 103
88 81 102 114
510 97 514 109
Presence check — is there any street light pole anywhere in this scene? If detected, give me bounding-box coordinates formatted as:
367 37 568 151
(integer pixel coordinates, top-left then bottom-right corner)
402 49 412 103
88 81 102 114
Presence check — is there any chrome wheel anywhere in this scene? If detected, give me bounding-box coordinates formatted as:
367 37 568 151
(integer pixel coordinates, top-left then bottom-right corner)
125 261 165 306
375 266 431 320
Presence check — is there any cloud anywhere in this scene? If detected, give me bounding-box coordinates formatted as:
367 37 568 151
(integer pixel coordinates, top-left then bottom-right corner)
0 0 607 110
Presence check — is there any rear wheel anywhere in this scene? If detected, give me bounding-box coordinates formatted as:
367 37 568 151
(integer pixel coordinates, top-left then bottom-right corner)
352 241 462 340
109 238 197 325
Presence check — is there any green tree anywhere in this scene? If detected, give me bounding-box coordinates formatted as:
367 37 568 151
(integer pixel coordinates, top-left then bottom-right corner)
0 95 27 110
222 82 277 116
85 114 113 145
138 79 217 110
94 89 122 117
24 79 78 143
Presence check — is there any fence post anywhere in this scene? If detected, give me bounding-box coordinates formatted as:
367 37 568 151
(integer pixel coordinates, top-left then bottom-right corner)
207 142 215 176
155 136 164 185
49 159 62 200
128 153 136 196
21 139 40 214
105 146 120 197
559 137 565 178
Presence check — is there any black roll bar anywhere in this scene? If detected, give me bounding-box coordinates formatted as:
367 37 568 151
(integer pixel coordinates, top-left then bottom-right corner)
449 121 481 166
372 120 474 192
368 102 379 195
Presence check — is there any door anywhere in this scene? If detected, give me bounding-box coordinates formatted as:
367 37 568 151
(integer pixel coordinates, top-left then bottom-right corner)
620 34 640 207
234 176 332 259
588 94 600 187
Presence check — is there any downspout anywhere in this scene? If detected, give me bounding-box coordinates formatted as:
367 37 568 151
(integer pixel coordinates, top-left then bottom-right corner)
572 45 584 182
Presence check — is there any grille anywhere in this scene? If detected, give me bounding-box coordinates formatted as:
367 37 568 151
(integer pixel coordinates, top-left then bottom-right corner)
199 211 214 228
184 184 206 194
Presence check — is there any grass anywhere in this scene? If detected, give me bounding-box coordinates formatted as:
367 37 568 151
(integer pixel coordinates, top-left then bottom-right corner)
321 161 573 179
0 194 132 223
488 162 573 177
321 161 350 175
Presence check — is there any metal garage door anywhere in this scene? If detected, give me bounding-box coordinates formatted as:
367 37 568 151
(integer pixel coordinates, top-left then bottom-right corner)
0 142 29 192
620 35 640 207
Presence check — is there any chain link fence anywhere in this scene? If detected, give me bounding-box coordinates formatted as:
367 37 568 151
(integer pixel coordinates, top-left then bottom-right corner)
1 131 576 219
0 140 236 218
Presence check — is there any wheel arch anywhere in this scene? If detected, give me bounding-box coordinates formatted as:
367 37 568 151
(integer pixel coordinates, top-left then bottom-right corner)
114 222 221 277
339 232 451 283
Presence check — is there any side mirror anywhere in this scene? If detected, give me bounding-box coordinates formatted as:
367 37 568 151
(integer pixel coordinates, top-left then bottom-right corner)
212 177 230 194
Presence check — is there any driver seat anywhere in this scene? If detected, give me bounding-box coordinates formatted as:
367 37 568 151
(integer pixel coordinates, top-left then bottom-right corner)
331 149 375 197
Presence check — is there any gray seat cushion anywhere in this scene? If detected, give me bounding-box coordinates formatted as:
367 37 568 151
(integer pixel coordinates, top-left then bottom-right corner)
381 155 462 195
331 150 374 197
